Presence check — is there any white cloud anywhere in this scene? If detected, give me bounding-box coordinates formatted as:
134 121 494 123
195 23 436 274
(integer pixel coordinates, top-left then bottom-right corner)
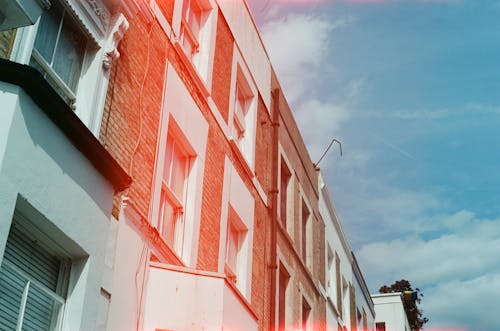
294 99 350 160
356 210 500 330
261 13 355 104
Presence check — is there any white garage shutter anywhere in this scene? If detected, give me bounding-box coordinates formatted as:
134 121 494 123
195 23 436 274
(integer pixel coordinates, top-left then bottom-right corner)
0 223 67 331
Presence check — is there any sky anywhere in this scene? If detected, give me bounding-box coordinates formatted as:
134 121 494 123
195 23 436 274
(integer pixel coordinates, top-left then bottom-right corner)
247 1 500 330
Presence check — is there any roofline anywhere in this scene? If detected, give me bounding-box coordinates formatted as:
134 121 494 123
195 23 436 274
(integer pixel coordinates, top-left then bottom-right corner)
319 172 353 258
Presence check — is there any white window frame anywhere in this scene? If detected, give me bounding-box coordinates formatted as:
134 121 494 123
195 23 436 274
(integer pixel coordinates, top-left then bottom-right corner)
172 0 217 88
159 131 194 255
224 205 248 288
327 245 338 308
8 0 129 136
150 68 209 267
228 44 258 170
342 276 350 322
157 117 196 260
279 151 294 238
218 157 254 299
0 218 75 331
29 2 87 105
1 260 67 331
300 192 313 270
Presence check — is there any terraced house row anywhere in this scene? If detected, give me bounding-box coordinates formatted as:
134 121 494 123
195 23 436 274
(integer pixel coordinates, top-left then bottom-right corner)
0 0 375 330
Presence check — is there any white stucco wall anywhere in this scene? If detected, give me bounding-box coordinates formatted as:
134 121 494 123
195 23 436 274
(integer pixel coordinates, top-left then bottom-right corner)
353 274 375 330
0 81 116 331
318 173 353 330
372 293 411 331
143 266 225 331
140 263 258 331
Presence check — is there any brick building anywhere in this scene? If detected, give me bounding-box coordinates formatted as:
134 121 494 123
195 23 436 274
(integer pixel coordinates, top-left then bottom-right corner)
0 0 375 330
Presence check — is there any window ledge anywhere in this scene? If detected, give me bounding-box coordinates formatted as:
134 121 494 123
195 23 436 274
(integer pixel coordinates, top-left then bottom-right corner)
228 138 254 180
173 40 210 98
327 295 340 317
0 59 131 192
122 199 185 266
224 274 259 322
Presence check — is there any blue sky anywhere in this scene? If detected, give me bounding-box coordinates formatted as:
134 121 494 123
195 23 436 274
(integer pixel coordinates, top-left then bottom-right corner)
249 0 500 330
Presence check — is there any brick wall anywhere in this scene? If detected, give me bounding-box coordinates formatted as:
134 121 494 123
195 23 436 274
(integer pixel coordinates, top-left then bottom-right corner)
0 30 16 59
272 69 326 331
211 10 233 123
100 15 168 219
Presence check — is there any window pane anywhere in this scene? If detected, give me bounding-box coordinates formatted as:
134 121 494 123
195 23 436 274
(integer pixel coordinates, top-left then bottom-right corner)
160 191 177 248
22 284 63 331
53 16 86 92
163 136 174 183
226 223 238 272
301 201 309 262
170 144 187 200
33 5 62 63
280 162 290 227
0 264 26 330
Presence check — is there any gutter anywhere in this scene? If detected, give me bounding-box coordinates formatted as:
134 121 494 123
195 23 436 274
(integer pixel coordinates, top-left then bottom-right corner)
268 88 280 331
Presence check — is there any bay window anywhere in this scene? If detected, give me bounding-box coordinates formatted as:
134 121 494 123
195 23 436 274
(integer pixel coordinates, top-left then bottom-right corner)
29 1 86 105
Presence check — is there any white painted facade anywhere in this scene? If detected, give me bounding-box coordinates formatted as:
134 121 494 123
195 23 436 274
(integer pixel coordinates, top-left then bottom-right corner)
0 81 118 330
4 0 131 136
371 293 411 331
0 1 132 330
352 260 376 331
319 172 375 331
319 173 353 331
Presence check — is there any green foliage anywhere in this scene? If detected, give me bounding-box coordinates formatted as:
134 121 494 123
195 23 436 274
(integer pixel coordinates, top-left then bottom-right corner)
379 279 429 331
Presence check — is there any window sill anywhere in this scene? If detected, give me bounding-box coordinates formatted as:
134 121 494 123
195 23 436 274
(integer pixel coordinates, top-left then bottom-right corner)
121 199 184 266
224 273 258 322
228 138 254 180
224 263 238 285
327 295 340 317
173 39 210 98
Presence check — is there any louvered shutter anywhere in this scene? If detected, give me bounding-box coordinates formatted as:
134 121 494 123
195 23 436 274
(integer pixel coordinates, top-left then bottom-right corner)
0 223 65 331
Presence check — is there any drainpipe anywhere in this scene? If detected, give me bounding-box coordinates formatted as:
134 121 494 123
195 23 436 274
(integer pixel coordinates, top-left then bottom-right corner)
269 88 280 331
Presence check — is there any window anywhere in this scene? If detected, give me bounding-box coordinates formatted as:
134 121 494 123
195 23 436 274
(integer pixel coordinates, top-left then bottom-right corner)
180 0 210 63
362 309 367 331
302 297 311 331
301 199 311 265
327 245 337 304
228 48 257 169
278 263 290 331
342 277 349 321
159 132 191 255
376 322 386 331
279 158 291 230
231 69 255 164
225 207 247 289
232 82 248 148
0 29 17 59
0 223 70 331
29 1 87 105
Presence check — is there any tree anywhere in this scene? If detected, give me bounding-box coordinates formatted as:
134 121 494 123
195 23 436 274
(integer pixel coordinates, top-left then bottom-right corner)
379 279 429 331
